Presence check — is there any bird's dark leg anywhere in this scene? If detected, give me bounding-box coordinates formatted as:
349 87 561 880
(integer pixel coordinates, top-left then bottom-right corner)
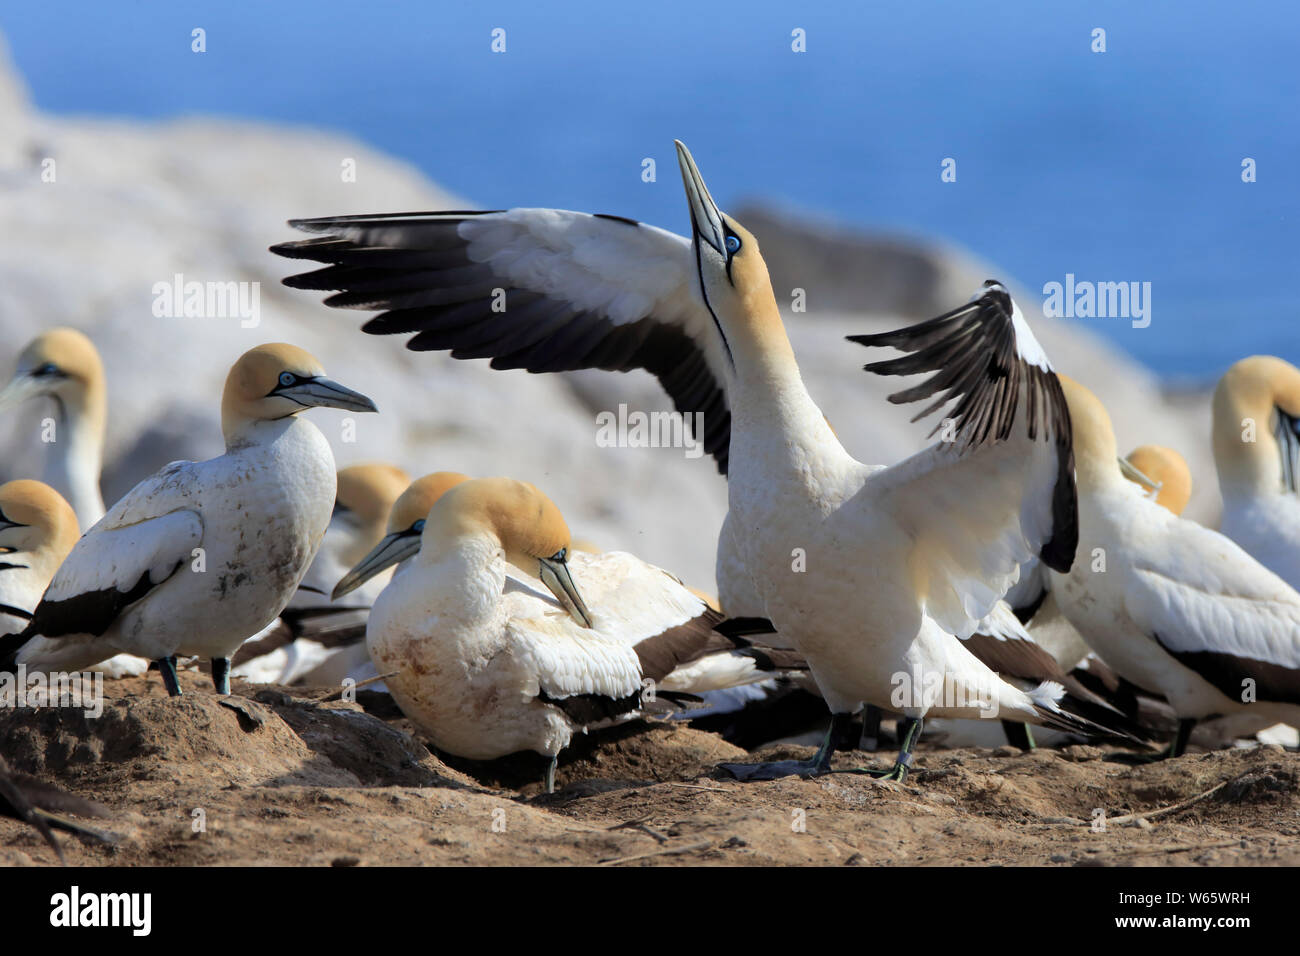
719 711 854 781
544 755 557 794
843 716 924 782
859 705 883 752
157 656 182 697
211 657 231 695
1169 718 1196 758
1001 721 1036 749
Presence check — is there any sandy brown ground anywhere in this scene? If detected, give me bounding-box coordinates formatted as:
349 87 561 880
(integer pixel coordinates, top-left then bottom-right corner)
2 671 1297 866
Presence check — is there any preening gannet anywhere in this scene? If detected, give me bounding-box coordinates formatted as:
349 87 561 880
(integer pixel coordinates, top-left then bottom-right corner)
1050 375 1300 756
339 476 797 791
0 480 78 635
274 141 1098 782
232 461 412 685
0 328 107 529
0 344 377 696
1122 445 1193 515
1212 355 1300 589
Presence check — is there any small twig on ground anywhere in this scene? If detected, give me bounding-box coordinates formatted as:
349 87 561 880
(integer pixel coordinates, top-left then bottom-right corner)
599 840 712 866
316 673 397 701
1045 773 1247 828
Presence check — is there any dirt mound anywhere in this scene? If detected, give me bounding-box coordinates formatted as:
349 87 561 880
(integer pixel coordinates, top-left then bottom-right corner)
2 673 1298 866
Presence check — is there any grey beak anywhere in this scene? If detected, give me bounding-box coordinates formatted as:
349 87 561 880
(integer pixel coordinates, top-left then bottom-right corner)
537 556 593 629
332 529 420 599
675 140 727 257
1117 455 1162 498
0 373 50 412
282 377 378 413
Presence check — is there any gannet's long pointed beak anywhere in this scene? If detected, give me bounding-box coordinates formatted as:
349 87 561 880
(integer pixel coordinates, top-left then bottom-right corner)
1118 455 1162 498
0 373 48 412
279 377 378 413
537 555 593 628
332 529 419 599
675 140 726 257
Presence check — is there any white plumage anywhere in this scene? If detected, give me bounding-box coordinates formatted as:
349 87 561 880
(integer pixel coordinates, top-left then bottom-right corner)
346 476 787 787
0 343 377 694
1213 355 1300 590
0 328 107 530
1051 376 1300 746
274 142 1097 781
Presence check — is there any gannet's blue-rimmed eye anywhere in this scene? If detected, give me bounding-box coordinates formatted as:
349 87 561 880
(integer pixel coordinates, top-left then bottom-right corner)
725 235 741 255
550 548 567 561
411 519 425 533
32 363 58 378
278 372 296 388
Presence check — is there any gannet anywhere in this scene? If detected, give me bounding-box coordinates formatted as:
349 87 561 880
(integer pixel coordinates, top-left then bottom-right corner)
1119 442 1296 748
1122 444 1193 515
338 476 799 791
0 755 116 864
274 141 1101 781
0 480 78 635
232 461 412 685
0 344 377 695
0 328 107 529
1212 355 1300 589
1050 375 1300 756
331 470 471 601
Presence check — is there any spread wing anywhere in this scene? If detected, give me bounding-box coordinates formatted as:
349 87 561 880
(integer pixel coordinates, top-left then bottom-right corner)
850 283 1077 638
273 209 734 471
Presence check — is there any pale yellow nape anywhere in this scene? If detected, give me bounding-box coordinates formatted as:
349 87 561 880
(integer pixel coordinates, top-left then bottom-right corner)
1056 374 1120 487
337 463 412 526
1212 355 1300 490
386 472 472 533
427 477 573 570
17 327 104 388
220 343 326 435
0 478 79 556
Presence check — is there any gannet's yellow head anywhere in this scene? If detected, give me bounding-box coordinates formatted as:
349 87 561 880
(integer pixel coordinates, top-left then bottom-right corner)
0 479 79 563
221 343 377 439
675 140 784 362
1212 355 1300 494
1057 374 1121 490
333 462 412 562
0 328 105 414
336 463 411 523
440 478 591 627
1121 445 1193 515
331 471 470 598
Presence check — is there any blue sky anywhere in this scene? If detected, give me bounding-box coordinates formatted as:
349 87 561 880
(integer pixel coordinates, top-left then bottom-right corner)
3 1 1296 378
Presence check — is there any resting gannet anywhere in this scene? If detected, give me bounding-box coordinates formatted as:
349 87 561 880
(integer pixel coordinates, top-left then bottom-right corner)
274 141 1099 782
1122 445 1193 515
331 470 471 602
0 344 377 695
1050 375 1300 756
0 328 107 529
339 476 799 791
0 480 78 635
1212 356 1300 590
232 461 412 685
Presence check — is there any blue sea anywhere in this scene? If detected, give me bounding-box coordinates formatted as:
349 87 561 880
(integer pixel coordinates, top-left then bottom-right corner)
3 1 1296 380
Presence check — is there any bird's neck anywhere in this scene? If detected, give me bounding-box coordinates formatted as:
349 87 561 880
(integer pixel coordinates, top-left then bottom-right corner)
223 412 305 450
414 530 505 622
724 295 846 477
45 386 105 528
